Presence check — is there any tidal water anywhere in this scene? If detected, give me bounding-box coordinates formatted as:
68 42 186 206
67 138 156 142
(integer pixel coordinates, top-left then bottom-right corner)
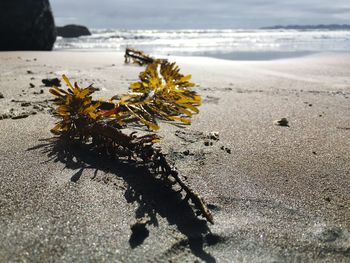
54 29 350 60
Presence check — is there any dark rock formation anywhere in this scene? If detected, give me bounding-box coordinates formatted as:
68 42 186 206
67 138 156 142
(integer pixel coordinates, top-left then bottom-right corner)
0 0 57 51
57 25 91 38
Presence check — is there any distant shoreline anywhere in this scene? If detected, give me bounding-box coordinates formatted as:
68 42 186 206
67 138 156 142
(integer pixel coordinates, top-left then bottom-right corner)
261 24 350 30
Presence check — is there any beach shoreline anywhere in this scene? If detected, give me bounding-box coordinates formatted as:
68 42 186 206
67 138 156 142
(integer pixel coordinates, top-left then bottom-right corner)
0 51 349 262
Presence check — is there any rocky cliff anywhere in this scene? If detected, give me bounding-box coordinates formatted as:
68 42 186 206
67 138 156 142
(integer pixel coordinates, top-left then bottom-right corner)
0 0 56 50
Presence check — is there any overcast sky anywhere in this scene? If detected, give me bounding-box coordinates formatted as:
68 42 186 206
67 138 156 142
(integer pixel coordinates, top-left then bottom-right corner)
51 0 350 29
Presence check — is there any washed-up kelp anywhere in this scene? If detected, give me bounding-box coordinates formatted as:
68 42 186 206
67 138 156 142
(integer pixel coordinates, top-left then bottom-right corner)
49 59 214 224
124 48 155 65
124 48 167 66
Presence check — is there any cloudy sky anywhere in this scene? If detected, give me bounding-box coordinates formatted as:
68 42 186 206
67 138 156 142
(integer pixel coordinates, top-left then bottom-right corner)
51 0 350 29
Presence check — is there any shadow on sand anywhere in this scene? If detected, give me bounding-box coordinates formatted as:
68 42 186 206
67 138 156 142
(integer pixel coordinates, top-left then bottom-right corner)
28 138 217 263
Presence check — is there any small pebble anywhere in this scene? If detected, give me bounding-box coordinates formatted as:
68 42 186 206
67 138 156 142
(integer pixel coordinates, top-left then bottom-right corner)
0 114 10 120
208 131 219 141
27 70 33 74
29 83 35 88
11 114 29 120
21 102 31 107
0 92 4 99
204 141 213 146
33 105 42 111
274 118 289 127
183 150 190 156
42 78 61 87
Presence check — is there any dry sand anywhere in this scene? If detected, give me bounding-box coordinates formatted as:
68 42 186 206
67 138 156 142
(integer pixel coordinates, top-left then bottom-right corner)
0 51 349 262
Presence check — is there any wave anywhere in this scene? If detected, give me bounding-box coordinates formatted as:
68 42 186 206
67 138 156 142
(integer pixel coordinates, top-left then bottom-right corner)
54 29 350 56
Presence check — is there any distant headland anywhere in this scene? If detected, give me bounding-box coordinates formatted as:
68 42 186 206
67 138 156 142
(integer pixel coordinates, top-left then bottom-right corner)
261 24 350 30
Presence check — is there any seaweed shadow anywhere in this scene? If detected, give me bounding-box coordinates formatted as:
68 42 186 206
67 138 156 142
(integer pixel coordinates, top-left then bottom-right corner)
28 138 216 263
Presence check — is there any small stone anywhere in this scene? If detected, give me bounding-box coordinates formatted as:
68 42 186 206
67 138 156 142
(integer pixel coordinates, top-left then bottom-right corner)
324 197 331 202
208 131 219 141
312 151 317 155
204 141 213 146
11 114 29 120
29 83 35 88
0 92 4 99
274 118 289 127
225 148 231 154
42 78 61 87
309 104 313 107
0 114 10 120
33 105 42 111
183 150 190 156
27 70 33 74
21 102 31 107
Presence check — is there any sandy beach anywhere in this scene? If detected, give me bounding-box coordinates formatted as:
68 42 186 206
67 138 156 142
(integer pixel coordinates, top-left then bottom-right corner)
0 51 349 262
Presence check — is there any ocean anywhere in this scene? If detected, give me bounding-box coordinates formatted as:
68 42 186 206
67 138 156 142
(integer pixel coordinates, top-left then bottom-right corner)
54 29 350 60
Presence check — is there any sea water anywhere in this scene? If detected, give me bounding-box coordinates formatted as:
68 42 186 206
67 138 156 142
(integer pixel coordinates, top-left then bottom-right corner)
54 29 350 60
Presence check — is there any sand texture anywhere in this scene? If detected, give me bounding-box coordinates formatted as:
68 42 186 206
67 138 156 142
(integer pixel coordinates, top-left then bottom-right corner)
0 51 349 262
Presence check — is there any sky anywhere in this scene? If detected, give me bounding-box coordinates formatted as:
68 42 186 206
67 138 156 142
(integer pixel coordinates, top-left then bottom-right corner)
51 0 350 29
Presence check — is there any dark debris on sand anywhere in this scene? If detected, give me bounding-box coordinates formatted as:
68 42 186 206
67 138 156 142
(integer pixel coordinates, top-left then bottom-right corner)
42 78 61 87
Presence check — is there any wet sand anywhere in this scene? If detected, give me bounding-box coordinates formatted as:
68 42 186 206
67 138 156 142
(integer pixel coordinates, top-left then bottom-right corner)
0 51 349 262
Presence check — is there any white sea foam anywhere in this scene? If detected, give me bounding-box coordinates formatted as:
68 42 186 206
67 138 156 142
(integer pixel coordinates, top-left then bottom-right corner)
54 29 350 59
